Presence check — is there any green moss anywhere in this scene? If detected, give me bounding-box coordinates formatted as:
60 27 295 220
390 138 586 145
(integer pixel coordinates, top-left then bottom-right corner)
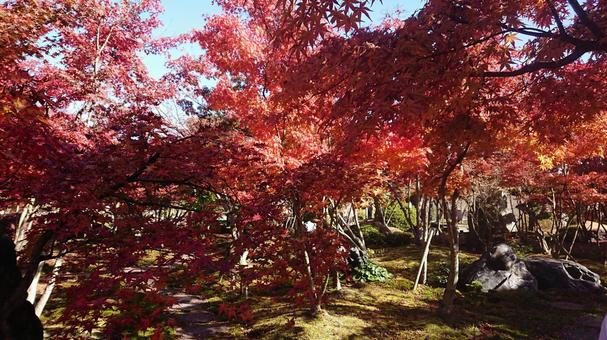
229 245 606 339
42 244 606 339
361 224 386 247
361 224 413 247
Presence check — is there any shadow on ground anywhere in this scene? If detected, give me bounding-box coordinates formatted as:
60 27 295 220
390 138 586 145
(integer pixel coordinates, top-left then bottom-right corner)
233 245 606 339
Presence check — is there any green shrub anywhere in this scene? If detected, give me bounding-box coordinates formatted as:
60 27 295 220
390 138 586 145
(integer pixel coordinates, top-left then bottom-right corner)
361 224 386 247
352 261 392 283
386 203 416 231
385 231 413 247
511 243 534 258
466 280 484 293
361 224 413 248
431 261 450 287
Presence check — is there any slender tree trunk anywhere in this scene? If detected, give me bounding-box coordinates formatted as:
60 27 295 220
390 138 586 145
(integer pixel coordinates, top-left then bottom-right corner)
440 191 460 315
351 201 366 251
35 257 63 317
333 270 341 291
373 195 391 234
239 250 249 299
438 143 468 315
414 228 435 290
293 196 321 314
27 261 45 304
303 248 320 313
15 203 36 253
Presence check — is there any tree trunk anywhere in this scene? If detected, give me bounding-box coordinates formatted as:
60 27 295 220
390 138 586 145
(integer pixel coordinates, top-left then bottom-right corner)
413 228 435 290
27 261 45 304
437 143 468 315
35 257 63 317
373 195 391 234
333 270 341 291
239 250 249 299
293 196 321 314
440 192 460 315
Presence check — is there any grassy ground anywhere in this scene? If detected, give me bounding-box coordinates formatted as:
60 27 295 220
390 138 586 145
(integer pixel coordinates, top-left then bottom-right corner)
214 245 607 339
41 244 607 339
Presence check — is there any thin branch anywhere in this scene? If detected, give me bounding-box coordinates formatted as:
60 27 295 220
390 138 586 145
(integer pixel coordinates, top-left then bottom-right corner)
101 152 161 198
567 0 604 38
482 48 587 77
113 193 200 212
546 0 567 35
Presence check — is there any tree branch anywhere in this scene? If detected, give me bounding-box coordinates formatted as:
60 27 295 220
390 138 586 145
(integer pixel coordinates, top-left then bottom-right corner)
101 151 161 198
567 0 604 38
482 48 587 77
546 0 567 36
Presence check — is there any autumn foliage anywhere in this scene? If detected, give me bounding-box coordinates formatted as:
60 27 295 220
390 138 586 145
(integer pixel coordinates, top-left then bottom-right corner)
1 0 606 337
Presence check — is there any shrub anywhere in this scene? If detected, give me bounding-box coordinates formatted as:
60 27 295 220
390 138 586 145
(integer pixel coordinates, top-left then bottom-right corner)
361 224 413 248
466 280 484 293
386 203 416 232
385 231 413 247
511 243 534 258
352 261 392 283
431 261 450 287
361 224 386 247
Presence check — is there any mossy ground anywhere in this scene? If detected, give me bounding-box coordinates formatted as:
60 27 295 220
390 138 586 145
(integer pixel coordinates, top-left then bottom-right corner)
41 244 607 339
219 245 607 339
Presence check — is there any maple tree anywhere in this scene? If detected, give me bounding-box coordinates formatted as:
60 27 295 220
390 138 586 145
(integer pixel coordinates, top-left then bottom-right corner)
1 0 607 336
0 0 267 336
270 0 607 313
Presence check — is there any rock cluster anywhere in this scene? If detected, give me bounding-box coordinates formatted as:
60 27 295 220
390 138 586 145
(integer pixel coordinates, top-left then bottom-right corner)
459 243 604 294
459 244 537 292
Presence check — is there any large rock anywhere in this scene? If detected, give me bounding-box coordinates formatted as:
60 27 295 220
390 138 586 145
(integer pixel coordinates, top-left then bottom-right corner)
524 256 604 293
459 259 538 293
487 243 517 270
459 243 537 292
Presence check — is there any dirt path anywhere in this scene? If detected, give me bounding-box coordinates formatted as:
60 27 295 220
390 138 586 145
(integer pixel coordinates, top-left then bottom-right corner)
168 293 232 339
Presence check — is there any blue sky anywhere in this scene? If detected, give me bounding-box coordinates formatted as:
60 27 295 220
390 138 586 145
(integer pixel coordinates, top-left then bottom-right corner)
144 0 425 78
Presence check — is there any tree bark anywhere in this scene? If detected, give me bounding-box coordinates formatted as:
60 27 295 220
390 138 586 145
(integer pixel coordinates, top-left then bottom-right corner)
26 261 44 304
35 257 63 317
440 191 460 315
373 195 391 234
413 228 435 290
333 270 341 291
293 196 321 314
438 143 468 315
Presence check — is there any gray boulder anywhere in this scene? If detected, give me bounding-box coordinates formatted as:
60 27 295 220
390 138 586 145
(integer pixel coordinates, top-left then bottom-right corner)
459 244 537 292
459 259 538 293
487 243 517 270
524 256 604 293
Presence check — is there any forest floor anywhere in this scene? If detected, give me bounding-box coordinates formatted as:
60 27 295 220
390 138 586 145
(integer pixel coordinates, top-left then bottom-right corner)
188 245 607 339
41 244 607 339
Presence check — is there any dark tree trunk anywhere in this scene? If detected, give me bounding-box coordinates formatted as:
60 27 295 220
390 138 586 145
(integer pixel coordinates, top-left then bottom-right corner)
437 143 469 315
440 191 460 315
0 228 48 340
293 196 321 314
373 195 391 234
